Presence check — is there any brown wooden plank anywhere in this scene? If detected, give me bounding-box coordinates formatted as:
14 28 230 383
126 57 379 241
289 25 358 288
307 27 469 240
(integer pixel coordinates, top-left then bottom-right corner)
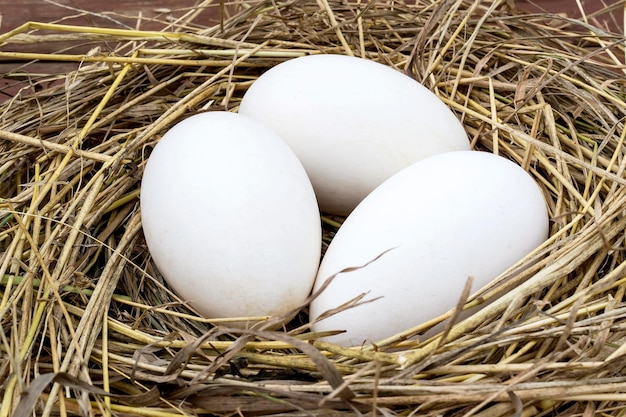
0 1 226 98
0 0 622 99
1 1 621 57
0 0 225 56
515 0 623 32
0 1 224 31
2 1 622 36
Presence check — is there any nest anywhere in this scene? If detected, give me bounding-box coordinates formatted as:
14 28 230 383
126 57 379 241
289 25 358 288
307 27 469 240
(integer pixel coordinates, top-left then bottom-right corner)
1 0 626 415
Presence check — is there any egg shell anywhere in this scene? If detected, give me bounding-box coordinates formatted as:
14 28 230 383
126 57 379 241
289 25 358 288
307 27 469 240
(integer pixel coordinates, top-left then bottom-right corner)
140 111 322 324
309 151 549 346
238 54 470 216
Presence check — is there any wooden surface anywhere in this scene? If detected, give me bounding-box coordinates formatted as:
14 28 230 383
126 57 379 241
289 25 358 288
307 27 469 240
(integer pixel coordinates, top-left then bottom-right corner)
517 0 624 31
0 1 223 31
0 1 623 99
1 0 622 32
0 1 225 98
1 0 622 53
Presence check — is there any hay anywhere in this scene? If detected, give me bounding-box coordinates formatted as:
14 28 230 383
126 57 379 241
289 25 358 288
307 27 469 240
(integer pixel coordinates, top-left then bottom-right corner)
1 0 626 415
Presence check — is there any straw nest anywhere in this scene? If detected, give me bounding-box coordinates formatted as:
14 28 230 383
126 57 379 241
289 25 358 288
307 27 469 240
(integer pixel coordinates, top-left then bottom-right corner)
1 0 626 415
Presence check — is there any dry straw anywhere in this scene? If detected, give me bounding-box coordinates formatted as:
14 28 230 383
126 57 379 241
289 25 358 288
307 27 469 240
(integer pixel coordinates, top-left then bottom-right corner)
1 0 626 415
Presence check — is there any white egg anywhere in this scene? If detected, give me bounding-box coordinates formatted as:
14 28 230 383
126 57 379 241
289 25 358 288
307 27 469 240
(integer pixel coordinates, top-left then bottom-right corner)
238 54 470 216
140 111 322 324
309 151 549 346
